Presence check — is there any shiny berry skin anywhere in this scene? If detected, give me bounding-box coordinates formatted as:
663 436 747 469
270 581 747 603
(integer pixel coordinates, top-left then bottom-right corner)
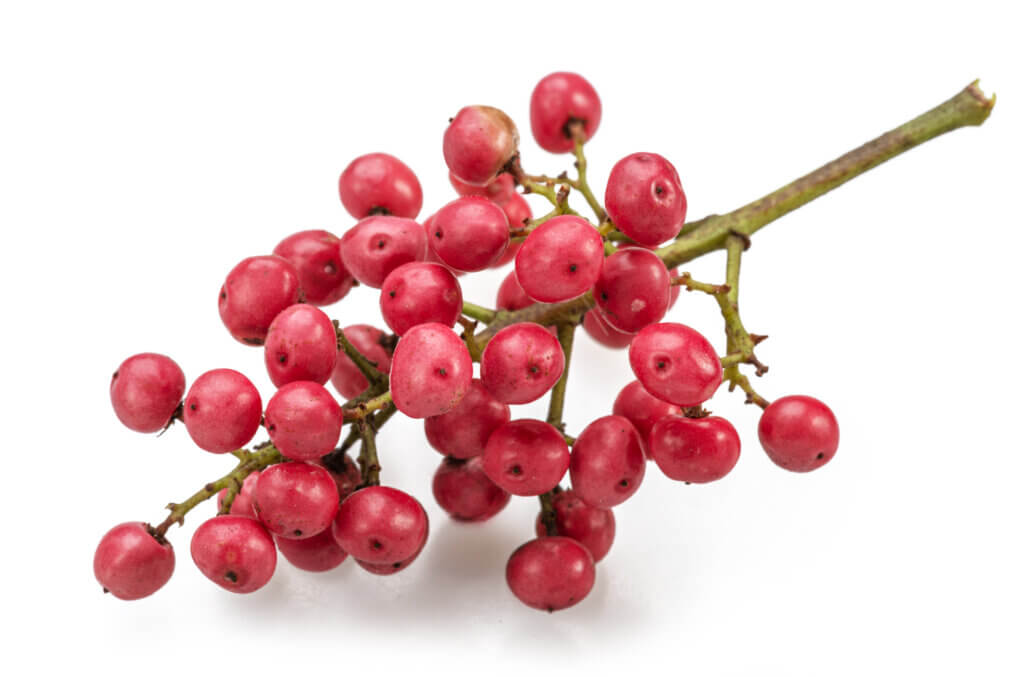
429 196 510 272
380 262 463 335
593 247 671 333
330 325 392 399
339 215 427 289
628 323 722 406
758 395 839 472
432 456 511 522
331 486 429 565
421 213 463 275
354 537 426 576
480 323 565 405
93 522 175 600
338 153 423 219
506 537 595 612
275 528 349 573
482 419 569 496
218 255 302 345
389 323 472 418
534 490 615 562
496 271 533 311
424 378 510 459
252 462 339 540
264 382 344 461
491 192 531 267
449 171 516 205
515 215 604 302
582 309 635 349
443 105 519 186
529 72 602 153
649 415 741 483
183 369 262 454
273 230 354 306
612 380 680 458
569 415 646 508
263 304 338 387
190 515 276 594
217 471 262 517
109 353 185 433
315 453 362 499
605 152 687 247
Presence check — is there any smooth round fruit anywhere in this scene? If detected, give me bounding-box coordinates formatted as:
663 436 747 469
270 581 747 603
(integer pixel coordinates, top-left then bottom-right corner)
496 270 534 311
218 255 302 345
263 304 338 387
253 462 339 539
315 453 362 500
389 323 472 418
480 323 565 405
529 72 602 153
275 528 349 573
605 152 687 247
330 325 392 399
534 490 615 562
506 537 595 612
432 456 511 522
491 192 531 267
582 308 635 349
94 522 175 600
273 230 354 306
649 415 741 483
569 415 646 508
593 247 671 333
216 471 262 518
190 515 276 594
612 380 679 458
429 196 510 272
628 323 722 406
449 171 516 204
331 486 429 565
110 353 185 433
338 153 423 219
379 262 462 335
183 369 262 454
443 105 519 186
264 382 344 461
758 395 839 472
424 378 510 459
515 215 604 302
339 215 427 289
482 419 569 496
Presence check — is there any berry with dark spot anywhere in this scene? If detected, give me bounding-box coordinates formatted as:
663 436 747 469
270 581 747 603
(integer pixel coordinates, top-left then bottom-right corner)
253 462 339 540
443 105 519 186
515 215 604 302
338 153 423 220
379 262 463 336
93 522 175 600
506 536 595 612
273 230 354 306
339 215 427 289
758 395 839 472
628 322 722 407
429 196 510 272
190 515 276 594
109 353 185 433
264 382 343 461
480 322 565 405
649 414 741 483
218 255 302 345
534 489 615 562
569 415 646 508
389 323 472 418
263 304 338 387
530 72 602 154
183 369 262 454
482 419 569 496
605 152 687 247
331 486 429 566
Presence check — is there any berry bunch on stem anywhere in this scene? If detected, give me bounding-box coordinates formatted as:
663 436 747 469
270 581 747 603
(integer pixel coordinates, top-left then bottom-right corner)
95 74 994 611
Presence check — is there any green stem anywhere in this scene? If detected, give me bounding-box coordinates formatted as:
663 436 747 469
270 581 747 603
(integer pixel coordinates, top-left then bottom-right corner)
461 301 497 324
343 391 392 422
573 135 607 224
546 322 577 430
538 489 560 537
357 421 381 486
336 323 387 385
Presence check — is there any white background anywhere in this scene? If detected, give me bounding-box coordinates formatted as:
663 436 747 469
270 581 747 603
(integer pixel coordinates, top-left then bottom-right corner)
2 1 1021 675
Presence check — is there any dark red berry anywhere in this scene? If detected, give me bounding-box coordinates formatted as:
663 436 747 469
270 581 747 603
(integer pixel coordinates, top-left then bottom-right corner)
649 414 741 483
379 262 463 336
593 247 671 333
190 515 276 594
110 353 185 433
758 395 839 472
482 419 569 496
429 196 510 272
534 490 615 562
264 381 344 461
582 308 635 349
612 380 680 458
515 215 604 302
480 322 565 405
496 270 534 312
216 471 262 518
263 304 338 388
529 72 602 153
183 369 262 454
253 462 339 539
273 230 354 306
605 152 687 247
338 153 423 219
443 105 519 186
506 537 595 612
432 456 511 522
424 378 510 459
94 522 174 600
275 528 349 573
331 486 429 565
330 324 392 399
389 322 472 418
339 215 427 289
218 255 302 345
628 323 722 406
314 453 362 500
569 415 646 508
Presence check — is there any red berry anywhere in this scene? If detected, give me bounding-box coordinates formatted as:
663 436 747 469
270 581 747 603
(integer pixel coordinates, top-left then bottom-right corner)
315 453 362 499
424 378 510 459
449 171 516 205
649 415 741 483
264 382 344 461
569 415 646 508
612 380 680 458
94 522 175 600
389 323 472 418
216 471 262 517
339 215 427 289
529 72 602 153
183 369 262 454
354 536 426 576
218 255 302 345
432 456 511 522
605 152 687 247
496 270 533 311
506 537 595 612
667 266 681 308
482 419 569 496
110 353 185 433
582 308 635 349
534 490 615 562
429 196 510 271
330 325 392 400
275 528 349 573
190 515 276 594
331 486 429 565
480 322 565 404
443 105 519 186
421 213 464 276
758 395 839 472
338 153 423 219
273 230 354 306
380 262 463 335
253 462 339 539
628 323 722 406
515 215 604 302
593 247 671 333
263 304 338 387
490 192 531 267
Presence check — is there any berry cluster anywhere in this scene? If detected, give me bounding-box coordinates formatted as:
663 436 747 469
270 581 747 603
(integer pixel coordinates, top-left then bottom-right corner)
97 71 843 612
